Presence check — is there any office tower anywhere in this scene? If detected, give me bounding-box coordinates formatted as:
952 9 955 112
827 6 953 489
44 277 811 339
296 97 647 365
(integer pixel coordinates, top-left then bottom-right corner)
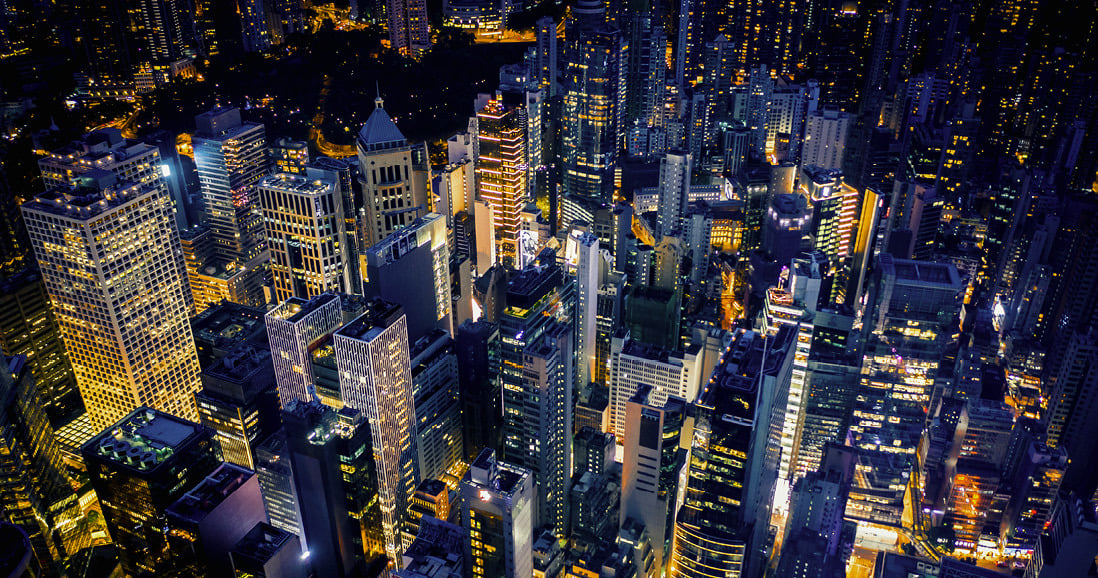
266 293 343 407
193 106 269 261
229 522 308 578
22 176 201 430
1044 327 1098 498
476 98 528 269
622 285 683 350
191 300 268 368
194 0 243 57
620 388 688 575
396 516 466 578
0 356 80 573
498 262 575 530
461 448 535 578
608 332 702 442
254 432 304 539
334 302 419 565
410 331 464 482
195 345 281 469
595 270 626 386
848 255 962 527
388 0 430 56
763 193 812 265
259 172 354 302
129 0 197 65
192 106 270 307
785 445 855 560
536 16 558 95
166 463 268 577
800 167 858 264
239 0 273 52
657 152 692 237
407 478 452 536
39 128 190 231
272 137 310 174
283 400 379 576
794 356 859 478
82 407 221 576
745 66 774 160
574 231 600 388
802 109 850 171
1002 443 1068 552
365 213 452 342
456 319 501 460
1024 492 1098 577
669 328 792 578
563 19 620 203
356 96 431 248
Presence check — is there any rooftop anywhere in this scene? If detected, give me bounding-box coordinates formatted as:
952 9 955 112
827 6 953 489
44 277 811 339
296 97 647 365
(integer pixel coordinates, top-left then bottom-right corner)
881 254 962 288
257 172 334 196
84 407 204 471
230 522 298 565
166 463 255 524
358 98 407 151
267 293 341 324
192 301 266 347
23 180 153 220
335 299 404 341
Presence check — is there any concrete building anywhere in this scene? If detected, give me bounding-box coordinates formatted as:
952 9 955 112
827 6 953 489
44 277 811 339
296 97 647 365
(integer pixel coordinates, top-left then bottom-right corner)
461 449 535 578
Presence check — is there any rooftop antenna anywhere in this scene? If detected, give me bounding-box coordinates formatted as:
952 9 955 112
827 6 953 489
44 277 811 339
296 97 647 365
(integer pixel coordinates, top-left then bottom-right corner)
375 82 383 108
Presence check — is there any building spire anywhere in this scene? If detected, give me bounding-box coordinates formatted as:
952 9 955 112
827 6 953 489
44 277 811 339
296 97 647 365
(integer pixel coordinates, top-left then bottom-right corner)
375 82 383 109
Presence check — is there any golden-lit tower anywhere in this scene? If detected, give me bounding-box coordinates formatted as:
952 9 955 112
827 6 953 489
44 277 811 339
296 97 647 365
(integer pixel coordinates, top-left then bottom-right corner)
476 97 528 269
22 177 201 431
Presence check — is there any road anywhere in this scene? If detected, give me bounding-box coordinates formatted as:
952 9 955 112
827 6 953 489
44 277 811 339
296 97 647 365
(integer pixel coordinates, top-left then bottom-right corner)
309 75 357 158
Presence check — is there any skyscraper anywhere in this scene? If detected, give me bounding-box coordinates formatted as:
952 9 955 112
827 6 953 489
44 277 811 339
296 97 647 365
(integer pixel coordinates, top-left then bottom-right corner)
608 333 702 442
574 231 600 388
461 448 535 578
356 96 432 248
192 106 270 307
259 171 353 302
657 152 692 237
387 0 430 57
802 109 850 171
195 345 281 469
364 212 452 342
476 97 528 268
266 293 344 408
82 407 222 575
563 14 621 202
22 176 201 430
334 301 420 565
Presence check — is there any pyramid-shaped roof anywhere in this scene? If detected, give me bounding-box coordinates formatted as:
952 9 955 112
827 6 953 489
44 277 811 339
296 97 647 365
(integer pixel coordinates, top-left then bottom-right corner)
357 96 406 151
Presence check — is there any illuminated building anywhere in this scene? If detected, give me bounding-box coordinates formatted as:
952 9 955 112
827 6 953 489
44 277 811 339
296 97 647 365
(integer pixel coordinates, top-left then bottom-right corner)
22 178 201 431
283 400 382 575
1044 327 1098 498
785 445 855 564
668 328 792 578
356 96 431 248
657 152 692 237
499 261 575 533
536 16 558 95
179 226 260 314
388 0 430 57
266 293 344 408
443 0 501 29
847 255 962 527
410 331 464 482
620 387 688 575
763 193 812 265
195 345 281 470
460 448 535 578
1002 443 1067 552
192 106 270 307
39 128 191 231
802 109 850 172
595 270 626 387
477 98 528 268
165 463 268 577
407 478 452 537
396 516 466 578
254 432 304 540
574 231 600 388
365 213 452 342
0 356 80 573
563 16 620 203
334 301 420 565
737 163 772 250
608 333 701 442
190 300 267 369
82 407 221 576
259 172 354 302
272 137 310 174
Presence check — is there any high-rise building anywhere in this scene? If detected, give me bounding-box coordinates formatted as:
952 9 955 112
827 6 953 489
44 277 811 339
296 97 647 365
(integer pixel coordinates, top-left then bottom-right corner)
785 444 855 561
498 262 575 532
195 345 281 469
365 213 452 342
229 522 308 578
620 387 688 575
334 301 420 565
356 96 432 248
387 0 430 57
410 331 464 482
266 293 344 408
608 333 702 442
165 463 268 577
802 109 850 171
848 255 962 526
254 432 304 539
82 407 222 576
0 356 80 573
1044 327 1098 498
22 177 201 430
668 327 793 578
259 171 353 302
574 231 600 388
192 106 270 307
477 98 528 268
461 448 535 578
272 137 310 174
563 20 620 202
657 152 692 237
283 400 381 576
456 319 501 461
535 16 558 96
